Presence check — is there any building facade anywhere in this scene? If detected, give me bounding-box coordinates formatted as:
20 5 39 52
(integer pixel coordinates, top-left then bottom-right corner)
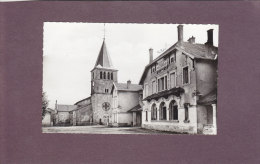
73 97 93 126
54 104 78 126
111 80 142 126
90 39 118 124
139 25 218 134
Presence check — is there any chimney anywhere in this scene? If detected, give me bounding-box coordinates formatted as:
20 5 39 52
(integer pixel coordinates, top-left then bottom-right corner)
55 100 58 110
206 29 213 46
127 80 131 89
149 48 153 64
177 25 183 42
188 36 195 44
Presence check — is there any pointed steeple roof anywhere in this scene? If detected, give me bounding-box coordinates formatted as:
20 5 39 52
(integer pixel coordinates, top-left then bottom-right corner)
94 39 113 68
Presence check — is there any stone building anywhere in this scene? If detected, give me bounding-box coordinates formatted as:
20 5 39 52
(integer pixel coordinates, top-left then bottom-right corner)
111 80 142 126
54 104 77 126
42 108 55 127
73 97 92 126
139 25 218 134
90 39 118 124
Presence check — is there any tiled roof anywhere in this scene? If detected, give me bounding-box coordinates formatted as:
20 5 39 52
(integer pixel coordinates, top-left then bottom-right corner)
152 42 217 64
114 83 142 91
139 41 218 84
128 104 142 112
56 105 78 112
94 40 113 68
197 88 217 105
143 87 185 102
74 96 91 105
180 42 218 60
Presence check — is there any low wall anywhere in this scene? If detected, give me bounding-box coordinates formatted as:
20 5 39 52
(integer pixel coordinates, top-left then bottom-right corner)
142 121 197 134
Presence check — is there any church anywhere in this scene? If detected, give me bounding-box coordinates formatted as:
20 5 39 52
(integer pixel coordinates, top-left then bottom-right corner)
71 38 142 126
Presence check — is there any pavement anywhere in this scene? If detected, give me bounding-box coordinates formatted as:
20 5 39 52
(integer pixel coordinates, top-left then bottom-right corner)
42 125 181 135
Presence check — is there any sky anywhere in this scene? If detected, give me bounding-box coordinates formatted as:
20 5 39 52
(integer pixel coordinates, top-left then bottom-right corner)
43 23 219 109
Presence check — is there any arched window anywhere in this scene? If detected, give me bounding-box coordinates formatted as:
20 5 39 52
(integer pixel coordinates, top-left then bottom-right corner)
92 72 94 79
108 72 110 80
151 104 157 120
103 72 106 79
111 73 113 80
100 72 102 79
159 102 167 120
169 100 178 120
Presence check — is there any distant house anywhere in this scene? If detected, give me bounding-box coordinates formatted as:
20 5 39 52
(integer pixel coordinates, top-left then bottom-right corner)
54 103 77 126
111 80 142 127
139 25 218 134
42 108 55 127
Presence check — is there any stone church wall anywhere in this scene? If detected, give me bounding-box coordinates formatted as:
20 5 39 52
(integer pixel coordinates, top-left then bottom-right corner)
75 104 93 125
91 94 113 124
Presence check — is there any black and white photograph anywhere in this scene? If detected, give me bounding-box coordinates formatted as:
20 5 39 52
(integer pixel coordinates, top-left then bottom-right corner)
42 23 219 135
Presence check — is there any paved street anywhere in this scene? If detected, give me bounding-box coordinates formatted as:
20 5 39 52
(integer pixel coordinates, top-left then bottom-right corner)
42 125 181 135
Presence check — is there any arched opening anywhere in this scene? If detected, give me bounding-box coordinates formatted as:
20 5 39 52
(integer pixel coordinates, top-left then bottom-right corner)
151 103 157 120
169 100 178 120
111 72 113 80
100 71 102 79
107 72 110 80
159 102 166 120
103 72 106 79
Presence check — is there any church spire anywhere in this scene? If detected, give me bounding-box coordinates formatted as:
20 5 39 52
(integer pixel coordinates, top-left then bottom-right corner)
94 39 113 68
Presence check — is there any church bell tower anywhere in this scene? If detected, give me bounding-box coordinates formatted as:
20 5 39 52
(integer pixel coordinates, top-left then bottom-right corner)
90 39 118 124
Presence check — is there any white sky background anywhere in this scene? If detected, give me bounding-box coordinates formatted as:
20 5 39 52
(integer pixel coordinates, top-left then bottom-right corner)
43 23 218 109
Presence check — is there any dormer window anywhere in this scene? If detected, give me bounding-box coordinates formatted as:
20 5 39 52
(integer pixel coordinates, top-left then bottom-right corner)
170 53 176 63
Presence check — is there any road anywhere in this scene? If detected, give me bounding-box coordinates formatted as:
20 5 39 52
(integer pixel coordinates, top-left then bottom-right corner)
42 125 181 135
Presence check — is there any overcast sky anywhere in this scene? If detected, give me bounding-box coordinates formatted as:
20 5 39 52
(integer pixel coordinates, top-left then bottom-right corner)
43 23 218 109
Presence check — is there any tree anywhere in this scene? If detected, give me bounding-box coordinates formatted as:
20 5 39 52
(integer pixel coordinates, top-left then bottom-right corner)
42 92 49 120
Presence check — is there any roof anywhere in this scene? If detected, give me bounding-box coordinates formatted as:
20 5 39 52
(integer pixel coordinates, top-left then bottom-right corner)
128 104 142 112
74 96 91 105
56 105 78 112
113 82 142 92
143 87 185 102
197 88 217 105
46 108 55 113
94 40 113 68
139 41 218 84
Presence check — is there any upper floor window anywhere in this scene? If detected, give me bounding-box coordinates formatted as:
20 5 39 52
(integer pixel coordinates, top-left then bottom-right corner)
105 89 109 93
92 72 94 79
170 54 176 63
100 72 103 79
158 75 167 92
151 65 156 73
103 72 106 79
183 66 189 84
111 73 113 80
